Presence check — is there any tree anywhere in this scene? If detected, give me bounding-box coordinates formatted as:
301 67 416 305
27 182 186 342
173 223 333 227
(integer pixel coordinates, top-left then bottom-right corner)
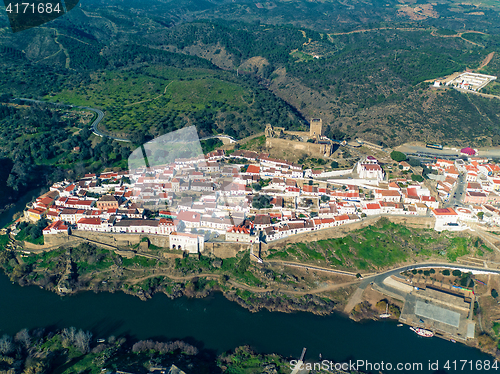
493 135 500 146
14 328 31 349
442 269 450 276
61 327 77 348
408 158 422 167
74 329 92 354
477 212 484 221
252 195 272 209
0 335 14 355
251 183 261 191
390 151 406 162
411 174 424 182
330 161 338 169
492 289 498 298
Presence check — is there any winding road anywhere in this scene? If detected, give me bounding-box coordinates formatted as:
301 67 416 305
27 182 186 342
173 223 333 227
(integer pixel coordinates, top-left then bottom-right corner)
15 97 131 142
15 98 239 145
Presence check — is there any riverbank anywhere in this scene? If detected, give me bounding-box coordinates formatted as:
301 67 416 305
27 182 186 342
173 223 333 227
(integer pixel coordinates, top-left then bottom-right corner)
4 241 500 363
0 324 321 374
3 220 500 365
0 240 347 317
0 266 495 374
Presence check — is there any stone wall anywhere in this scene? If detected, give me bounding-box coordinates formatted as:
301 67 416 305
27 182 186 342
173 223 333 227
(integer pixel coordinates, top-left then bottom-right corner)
163 252 184 259
22 216 436 259
147 235 170 249
265 137 331 159
20 234 85 253
207 242 249 258
72 230 141 248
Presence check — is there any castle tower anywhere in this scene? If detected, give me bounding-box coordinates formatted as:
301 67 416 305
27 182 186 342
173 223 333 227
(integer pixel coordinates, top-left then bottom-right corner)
309 118 324 138
265 124 273 138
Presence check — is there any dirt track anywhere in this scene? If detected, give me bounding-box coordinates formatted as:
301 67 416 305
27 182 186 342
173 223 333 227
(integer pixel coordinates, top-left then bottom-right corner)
479 52 496 70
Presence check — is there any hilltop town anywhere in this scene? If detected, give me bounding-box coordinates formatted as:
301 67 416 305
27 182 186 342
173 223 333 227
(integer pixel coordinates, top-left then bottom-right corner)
14 119 500 258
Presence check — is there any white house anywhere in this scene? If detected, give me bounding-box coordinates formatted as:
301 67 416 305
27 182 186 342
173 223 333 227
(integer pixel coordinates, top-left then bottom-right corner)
169 232 204 254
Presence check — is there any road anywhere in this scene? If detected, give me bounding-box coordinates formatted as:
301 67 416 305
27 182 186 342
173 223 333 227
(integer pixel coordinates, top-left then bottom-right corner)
264 258 500 303
266 260 359 277
444 172 466 208
397 138 500 160
395 144 460 159
15 97 132 142
357 261 500 304
16 98 242 145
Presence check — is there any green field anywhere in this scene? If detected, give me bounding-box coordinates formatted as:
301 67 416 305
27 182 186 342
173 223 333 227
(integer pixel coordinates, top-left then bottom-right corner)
44 65 302 140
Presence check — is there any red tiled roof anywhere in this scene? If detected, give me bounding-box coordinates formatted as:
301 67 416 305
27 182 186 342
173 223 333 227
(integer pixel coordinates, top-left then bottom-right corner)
246 165 261 174
176 211 201 223
433 208 457 216
43 220 68 232
227 226 250 234
77 218 102 225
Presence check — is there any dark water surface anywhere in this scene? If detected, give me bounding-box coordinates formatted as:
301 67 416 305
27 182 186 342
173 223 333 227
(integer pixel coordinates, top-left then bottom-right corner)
0 274 493 373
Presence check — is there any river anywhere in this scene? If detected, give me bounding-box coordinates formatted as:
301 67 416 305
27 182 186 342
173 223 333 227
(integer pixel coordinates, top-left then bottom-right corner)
0 274 494 373
0 197 494 373
0 188 43 228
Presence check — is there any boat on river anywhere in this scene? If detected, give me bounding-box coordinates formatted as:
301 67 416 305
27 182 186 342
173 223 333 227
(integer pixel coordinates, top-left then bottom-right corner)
410 327 434 337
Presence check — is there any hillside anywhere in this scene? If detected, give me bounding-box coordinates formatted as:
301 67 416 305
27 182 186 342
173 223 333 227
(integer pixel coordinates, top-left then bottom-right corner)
0 0 500 150
267 219 493 271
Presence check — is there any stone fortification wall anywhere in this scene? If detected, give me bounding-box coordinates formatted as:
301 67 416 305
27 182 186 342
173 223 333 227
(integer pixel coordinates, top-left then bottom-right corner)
265 137 331 159
21 234 85 253
206 242 249 258
22 216 436 259
147 235 170 249
72 230 142 248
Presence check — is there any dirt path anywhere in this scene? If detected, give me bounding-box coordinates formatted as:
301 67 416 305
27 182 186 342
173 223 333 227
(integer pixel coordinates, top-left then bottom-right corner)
125 268 359 296
124 80 175 107
479 52 496 70
430 30 488 38
81 9 118 34
464 91 494 124
126 270 218 285
454 87 500 101
50 29 70 69
343 286 365 313
328 27 431 40
430 30 488 47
